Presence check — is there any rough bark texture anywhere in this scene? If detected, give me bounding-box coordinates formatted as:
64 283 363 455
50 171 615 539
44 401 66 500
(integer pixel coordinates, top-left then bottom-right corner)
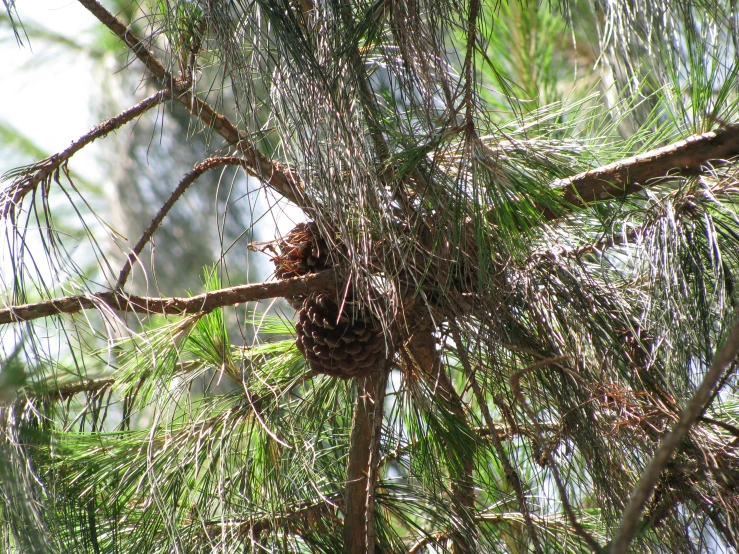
550 124 739 216
343 367 389 554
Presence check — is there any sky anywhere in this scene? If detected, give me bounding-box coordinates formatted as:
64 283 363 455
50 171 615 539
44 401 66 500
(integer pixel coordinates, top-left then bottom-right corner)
0 0 103 182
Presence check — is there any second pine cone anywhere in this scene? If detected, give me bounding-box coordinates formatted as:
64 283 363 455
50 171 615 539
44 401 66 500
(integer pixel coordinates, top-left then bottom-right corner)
296 292 387 379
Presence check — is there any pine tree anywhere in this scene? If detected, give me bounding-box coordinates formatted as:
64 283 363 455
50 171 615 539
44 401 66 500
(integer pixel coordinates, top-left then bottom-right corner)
2 1 739 553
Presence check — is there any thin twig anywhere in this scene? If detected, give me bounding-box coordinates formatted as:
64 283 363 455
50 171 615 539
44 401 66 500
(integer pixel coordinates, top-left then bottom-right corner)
509 357 603 553
203 494 343 539
1 89 170 218
407 532 450 554
509 356 570 401
462 0 480 126
76 0 306 208
39 378 115 401
0 271 336 325
451 329 544 554
609 315 739 554
379 424 518 469
115 156 246 289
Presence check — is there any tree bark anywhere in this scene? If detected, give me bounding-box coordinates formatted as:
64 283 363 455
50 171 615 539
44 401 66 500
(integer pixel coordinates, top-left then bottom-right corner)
0 271 335 325
548 123 739 218
343 368 389 554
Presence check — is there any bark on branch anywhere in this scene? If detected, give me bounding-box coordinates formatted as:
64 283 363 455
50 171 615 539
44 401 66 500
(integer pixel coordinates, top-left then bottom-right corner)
0 271 335 325
77 0 172 83
343 367 389 554
1 90 170 218
551 124 739 217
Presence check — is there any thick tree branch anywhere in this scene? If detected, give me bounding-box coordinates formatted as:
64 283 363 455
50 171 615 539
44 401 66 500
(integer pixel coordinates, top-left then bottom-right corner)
609 315 739 554
1 89 170 218
551 124 739 217
0 271 335 325
343 367 389 554
115 156 246 289
76 0 306 208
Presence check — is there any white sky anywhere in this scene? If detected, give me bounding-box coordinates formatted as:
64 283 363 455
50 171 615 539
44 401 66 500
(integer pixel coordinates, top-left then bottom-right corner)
0 0 103 180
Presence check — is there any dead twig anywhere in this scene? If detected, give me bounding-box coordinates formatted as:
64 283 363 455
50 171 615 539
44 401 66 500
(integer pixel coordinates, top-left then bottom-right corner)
203 494 343 539
115 156 246 289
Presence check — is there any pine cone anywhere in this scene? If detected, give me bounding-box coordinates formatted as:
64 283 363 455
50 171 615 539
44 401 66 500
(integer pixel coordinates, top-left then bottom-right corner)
295 292 387 378
273 221 333 309
274 221 332 280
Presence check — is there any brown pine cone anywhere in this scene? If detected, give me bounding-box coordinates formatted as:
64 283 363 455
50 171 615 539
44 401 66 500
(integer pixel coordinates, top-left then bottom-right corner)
295 292 387 378
273 221 333 309
274 221 332 280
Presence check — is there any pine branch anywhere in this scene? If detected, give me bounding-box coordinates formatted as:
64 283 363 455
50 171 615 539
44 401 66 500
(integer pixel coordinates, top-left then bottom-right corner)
76 0 306 208
115 156 246 289
77 0 172 83
203 494 343 539
0 271 335 325
29 377 115 402
343 367 389 554
609 314 739 554
1 89 170 218
550 124 739 217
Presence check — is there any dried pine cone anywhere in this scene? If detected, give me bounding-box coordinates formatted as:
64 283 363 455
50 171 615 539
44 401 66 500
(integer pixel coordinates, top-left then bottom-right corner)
273 221 333 309
274 221 332 279
295 292 387 378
